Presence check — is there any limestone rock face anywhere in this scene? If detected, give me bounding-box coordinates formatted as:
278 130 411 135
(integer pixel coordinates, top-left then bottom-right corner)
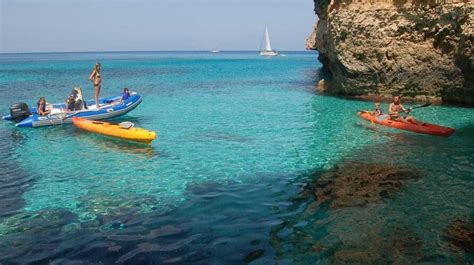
306 22 318 50
308 0 474 104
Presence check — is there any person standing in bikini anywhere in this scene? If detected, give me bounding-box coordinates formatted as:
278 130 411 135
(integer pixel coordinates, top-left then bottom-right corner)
89 63 102 109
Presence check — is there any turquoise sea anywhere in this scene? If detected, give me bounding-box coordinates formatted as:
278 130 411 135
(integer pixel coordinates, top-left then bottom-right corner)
0 51 473 263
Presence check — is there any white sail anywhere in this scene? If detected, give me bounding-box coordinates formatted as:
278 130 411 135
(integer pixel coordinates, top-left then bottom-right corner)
260 26 278 56
264 27 272 51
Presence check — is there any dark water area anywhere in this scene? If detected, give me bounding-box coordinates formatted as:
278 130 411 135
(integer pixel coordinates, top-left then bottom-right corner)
0 177 306 264
0 128 33 219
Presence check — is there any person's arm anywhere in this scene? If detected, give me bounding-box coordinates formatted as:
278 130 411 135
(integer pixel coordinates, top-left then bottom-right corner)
38 104 45 115
400 104 409 113
89 70 96 81
65 100 71 112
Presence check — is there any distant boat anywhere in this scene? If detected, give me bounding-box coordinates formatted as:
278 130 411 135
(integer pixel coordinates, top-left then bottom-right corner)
210 49 220 53
260 26 278 56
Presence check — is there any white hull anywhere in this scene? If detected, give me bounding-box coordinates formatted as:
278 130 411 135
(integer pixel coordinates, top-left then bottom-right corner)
260 50 278 56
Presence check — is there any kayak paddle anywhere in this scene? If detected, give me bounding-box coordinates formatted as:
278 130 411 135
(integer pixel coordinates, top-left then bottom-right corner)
408 102 432 111
358 102 432 114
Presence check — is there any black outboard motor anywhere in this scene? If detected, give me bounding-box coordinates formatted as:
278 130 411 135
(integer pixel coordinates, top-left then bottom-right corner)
10 103 31 123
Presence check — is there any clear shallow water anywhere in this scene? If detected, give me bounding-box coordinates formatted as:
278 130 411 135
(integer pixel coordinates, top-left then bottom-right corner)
0 51 473 263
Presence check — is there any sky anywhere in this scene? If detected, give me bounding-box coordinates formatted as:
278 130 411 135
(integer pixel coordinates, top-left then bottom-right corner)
0 0 317 53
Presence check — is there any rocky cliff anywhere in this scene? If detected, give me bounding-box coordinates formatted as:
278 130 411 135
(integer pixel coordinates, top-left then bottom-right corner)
307 0 474 104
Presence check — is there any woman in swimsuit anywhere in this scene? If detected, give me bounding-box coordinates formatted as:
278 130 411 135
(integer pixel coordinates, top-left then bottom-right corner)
37 97 51 116
89 63 102 109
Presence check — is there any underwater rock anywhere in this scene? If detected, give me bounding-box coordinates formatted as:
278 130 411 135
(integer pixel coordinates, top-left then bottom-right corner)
0 208 78 236
0 195 185 263
78 194 160 220
271 215 424 264
242 249 265 263
444 219 474 253
250 239 261 246
308 162 420 209
333 248 382 263
185 181 225 195
0 209 84 263
331 234 422 263
311 245 324 253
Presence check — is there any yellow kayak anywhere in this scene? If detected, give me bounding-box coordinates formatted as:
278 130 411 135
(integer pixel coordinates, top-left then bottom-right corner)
72 117 156 144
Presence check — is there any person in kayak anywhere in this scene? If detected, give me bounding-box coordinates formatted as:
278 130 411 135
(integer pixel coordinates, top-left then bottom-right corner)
37 97 51 116
374 103 382 116
374 102 390 121
89 63 102 109
388 96 417 124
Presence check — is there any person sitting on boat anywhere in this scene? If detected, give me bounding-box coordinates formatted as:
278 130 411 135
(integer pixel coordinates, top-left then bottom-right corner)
66 95 76 111
37 97 51 116
112 88 131 105
122 88 131 101
388 95 417 124
70 88 84 110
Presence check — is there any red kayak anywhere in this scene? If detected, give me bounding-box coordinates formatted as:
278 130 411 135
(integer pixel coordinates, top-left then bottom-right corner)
358 111 455 137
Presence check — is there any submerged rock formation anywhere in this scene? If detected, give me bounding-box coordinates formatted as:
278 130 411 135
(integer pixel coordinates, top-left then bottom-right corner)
271 162 424 263
307 0 474 104
444 219 474 253
303 162 420 209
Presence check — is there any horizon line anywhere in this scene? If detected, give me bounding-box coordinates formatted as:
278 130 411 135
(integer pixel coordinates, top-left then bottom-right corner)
0 49 314 55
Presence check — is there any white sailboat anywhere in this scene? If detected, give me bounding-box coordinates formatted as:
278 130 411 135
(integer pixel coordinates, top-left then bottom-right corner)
260 26 278 56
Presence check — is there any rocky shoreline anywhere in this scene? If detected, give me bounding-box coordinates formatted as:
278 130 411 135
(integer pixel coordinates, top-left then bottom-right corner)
307 1 474 105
